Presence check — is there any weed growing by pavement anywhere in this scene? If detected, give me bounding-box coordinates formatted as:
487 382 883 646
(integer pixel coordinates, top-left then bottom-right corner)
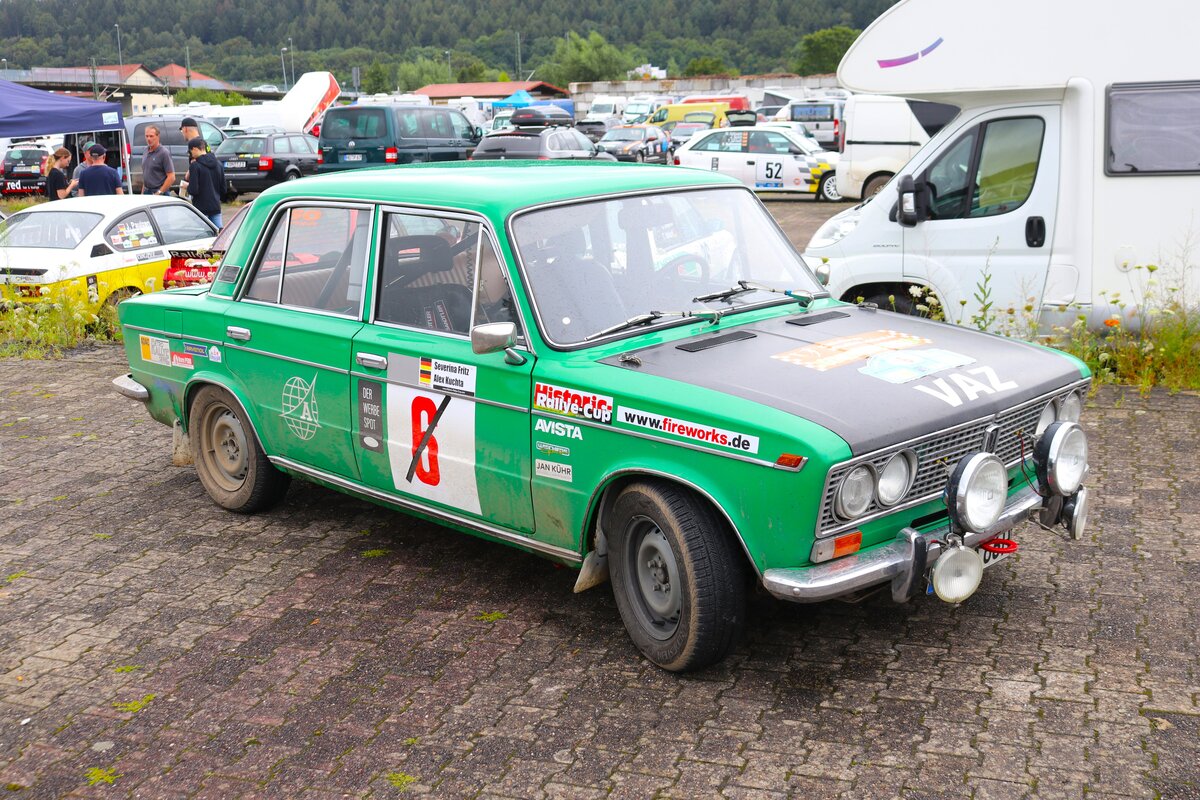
113 665 140 673
403 737 419 746
5 570 28 583
474 611 507 622
83 767 119 786
385 772 417 790
0 271 127 357
361 548 390 558
92 533 112 540
111 694 155 713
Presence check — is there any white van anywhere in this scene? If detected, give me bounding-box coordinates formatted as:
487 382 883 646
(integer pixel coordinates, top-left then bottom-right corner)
805 0 1200 330
773 95 847 148
836 94 957 199
623 95 674 123
585 95 625 122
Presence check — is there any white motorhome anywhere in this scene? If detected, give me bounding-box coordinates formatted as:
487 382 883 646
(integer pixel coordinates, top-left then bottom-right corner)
805 0 1200 330
836 94 957 199
585 95 625 121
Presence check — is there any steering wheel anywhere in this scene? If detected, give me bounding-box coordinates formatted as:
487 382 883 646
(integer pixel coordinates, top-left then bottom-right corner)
658 252 711 284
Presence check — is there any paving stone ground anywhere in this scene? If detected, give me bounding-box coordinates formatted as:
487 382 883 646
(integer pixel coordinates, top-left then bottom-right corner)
1 196 1198 798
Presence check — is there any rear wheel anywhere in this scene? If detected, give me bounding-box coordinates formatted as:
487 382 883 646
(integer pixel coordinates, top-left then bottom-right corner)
863 173 892 198
818 173 841 202
190 385 290 513
608 481 747 672
285 170 301 181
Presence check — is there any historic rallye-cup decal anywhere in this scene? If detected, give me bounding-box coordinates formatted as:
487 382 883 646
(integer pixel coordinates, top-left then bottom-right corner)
383 355 482 515
534 383 614 424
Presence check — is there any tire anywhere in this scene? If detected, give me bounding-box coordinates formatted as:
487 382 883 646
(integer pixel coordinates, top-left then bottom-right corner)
104 287 142 306
818 172 842 202
190 385 290 514
862 173 892 198
608 481 747 672
861 290 916 315
635 151 645 163
285 171 301 181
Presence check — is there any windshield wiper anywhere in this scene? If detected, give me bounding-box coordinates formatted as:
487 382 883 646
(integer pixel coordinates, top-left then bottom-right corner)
693 280 815 306
583 308 724 341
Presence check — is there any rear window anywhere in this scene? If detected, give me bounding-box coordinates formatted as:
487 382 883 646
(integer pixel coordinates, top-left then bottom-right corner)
474 135 542 156
0 211 103 250
4 150 47 165
133 122 186 147
322 109 388 141
217 138 268 155
789 104 835 122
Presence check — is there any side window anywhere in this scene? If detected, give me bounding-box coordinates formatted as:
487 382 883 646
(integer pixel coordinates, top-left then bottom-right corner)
970 118 1044 217
423 110 455 139
923 127 979 220
292 136 314 154
1107 81 1200 175
396 109 422 139
762 132 793 154
571 129 595 151
151 204 214 244
447 111 474 140
375 212 479 334
273 137 292 154
245 207 370 315
692 133 724 152
474 233 523 337
199 122 223 149
106 212 160 251
547 133 567 152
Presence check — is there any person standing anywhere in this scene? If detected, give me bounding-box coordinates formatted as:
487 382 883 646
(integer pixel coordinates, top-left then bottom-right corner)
141 125 175 195
44 148 78 200
77 143 124 196
178 117 204 188
185 137 223 228
70 141 94 197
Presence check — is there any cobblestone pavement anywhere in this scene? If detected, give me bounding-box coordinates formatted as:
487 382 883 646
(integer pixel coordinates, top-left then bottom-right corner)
1 196 1198 799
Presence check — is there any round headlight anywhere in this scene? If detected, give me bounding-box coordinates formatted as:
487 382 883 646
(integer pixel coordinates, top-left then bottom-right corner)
931 542 984 603
1063 486 1090 540
1058 391 1082 423
948 453 1008 533
835 464 875 519
1035 400 1057 436
876 450 916 506
1035 421 1088 496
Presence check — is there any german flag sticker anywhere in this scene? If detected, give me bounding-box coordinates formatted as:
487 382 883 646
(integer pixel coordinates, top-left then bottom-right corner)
419 357 433 386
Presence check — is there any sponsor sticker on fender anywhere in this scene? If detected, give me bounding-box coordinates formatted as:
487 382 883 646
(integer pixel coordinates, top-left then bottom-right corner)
618 406 759 454
534 383 614 424
138 334 171 366
772 329 931 372
170 352 194 370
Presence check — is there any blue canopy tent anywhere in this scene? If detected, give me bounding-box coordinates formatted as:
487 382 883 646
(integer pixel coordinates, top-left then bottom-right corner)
490 90 535 110
0 78 129 191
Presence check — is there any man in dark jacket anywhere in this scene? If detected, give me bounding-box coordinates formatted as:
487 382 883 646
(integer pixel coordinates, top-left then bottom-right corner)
186 137 224 228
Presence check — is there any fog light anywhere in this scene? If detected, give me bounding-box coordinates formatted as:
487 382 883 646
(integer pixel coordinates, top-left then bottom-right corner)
931 541 984 603
947 453 1008 533
1063 485 1090 540
1035 422 1088 496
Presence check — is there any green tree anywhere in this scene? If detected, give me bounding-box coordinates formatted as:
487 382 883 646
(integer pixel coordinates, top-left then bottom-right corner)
172 88 249 106
537 31 630 88
792 25 860 75
362 60 393 94
682 56 731 77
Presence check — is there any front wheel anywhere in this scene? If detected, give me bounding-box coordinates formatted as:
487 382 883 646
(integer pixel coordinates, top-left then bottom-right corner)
190 385 290 513
818 172 841 202
635 151 645 163
608 482 747 671
862 173 892 198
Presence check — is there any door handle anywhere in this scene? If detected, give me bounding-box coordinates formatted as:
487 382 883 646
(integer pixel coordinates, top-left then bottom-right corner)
746 160 756 165
1025 216 1046 248
355 352 388 370
226 326 251 341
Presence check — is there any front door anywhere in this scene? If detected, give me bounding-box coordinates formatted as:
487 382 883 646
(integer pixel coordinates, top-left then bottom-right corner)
222 203 372 479
903 106 1061 324
351 208 536 534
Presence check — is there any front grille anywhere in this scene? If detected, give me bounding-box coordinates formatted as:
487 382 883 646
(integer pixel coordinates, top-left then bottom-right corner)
816 381 1088 537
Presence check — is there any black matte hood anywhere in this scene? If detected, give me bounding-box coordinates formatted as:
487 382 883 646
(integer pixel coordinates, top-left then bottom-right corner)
601 306 1085 455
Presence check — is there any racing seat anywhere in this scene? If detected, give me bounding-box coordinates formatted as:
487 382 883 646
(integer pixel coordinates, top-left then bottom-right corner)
376 235 474 333
524 227 626 342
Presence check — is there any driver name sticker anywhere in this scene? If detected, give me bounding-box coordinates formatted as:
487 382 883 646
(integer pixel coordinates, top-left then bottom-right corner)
138 334 171 366
534 383 614 424
859 348 976 384
618 406 759 454
535 459 573 483
418 356 476 396
772 330 931 372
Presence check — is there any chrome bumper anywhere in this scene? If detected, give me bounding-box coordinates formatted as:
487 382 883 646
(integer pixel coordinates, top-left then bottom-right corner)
112 373 150 402
763 485 1046 604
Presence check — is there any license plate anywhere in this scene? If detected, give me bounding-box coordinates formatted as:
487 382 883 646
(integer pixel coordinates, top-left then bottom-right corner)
15 165 36 174
978 539 1016 568
226 160 246 169
342 153 364 162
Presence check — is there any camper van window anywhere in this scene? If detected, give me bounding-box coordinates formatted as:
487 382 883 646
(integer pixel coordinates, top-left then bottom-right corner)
924 129 979 219
969 118 1043 218
1106 82 1200 176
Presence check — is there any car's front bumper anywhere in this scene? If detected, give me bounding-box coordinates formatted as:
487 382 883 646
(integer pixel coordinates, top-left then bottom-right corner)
762 484 1046 604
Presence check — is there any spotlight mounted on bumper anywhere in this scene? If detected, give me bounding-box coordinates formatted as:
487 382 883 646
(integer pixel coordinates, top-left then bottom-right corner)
1034 421 1088 497
946 452 1008 534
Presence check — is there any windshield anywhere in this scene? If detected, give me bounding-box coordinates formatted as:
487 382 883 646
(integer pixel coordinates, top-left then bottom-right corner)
217 138 268 155
591 103 614 115
0 211 103 250
601 129 644 142
511 188 823 346
625 103 651 115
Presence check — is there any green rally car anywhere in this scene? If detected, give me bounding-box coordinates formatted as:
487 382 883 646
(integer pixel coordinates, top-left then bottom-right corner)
114 162 1093 671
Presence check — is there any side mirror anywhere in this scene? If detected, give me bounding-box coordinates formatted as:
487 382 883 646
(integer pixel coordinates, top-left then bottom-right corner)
473 126 483 141
814 262 831 287
471 322 525 364
896 174 921 227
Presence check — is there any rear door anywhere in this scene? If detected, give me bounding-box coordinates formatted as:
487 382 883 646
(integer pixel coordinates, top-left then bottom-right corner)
421 109 475 161
903 106 1061 320
291 136 320 175
682 130 751 185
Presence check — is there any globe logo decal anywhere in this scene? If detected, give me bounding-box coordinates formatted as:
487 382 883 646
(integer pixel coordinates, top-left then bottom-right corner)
281 375 320 441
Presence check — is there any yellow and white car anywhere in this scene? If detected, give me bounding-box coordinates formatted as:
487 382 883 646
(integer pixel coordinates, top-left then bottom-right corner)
674 125 841 201
0 195 218 308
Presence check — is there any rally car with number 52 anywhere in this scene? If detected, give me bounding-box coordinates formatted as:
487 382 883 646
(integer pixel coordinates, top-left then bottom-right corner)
113 162 1093 671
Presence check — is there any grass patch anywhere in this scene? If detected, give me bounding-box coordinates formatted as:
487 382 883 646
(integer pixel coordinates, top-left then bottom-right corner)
385 771 417 790
83 767 119 786
111 694 155 713
361 548 390 558
474 611 507 623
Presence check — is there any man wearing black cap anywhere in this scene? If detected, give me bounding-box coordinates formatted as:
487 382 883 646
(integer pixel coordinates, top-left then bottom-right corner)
77 143 124 196
185 137 223 228
179 117 204 189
